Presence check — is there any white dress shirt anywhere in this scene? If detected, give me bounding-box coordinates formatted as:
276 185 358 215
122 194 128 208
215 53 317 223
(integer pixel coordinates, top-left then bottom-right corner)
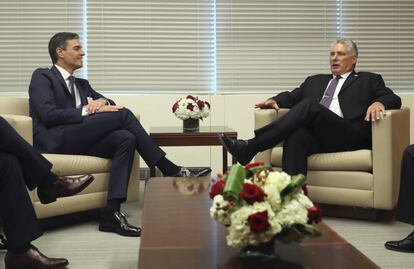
54 65 89 115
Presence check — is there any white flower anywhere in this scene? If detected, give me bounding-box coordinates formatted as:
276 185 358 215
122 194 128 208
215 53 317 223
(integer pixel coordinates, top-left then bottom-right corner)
226 202 282 248
275 196 309 227
209 195 232 226
265 171 291 192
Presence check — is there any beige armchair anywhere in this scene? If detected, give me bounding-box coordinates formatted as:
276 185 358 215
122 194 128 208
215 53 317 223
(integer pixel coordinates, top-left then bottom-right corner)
0 97 140 219
255 107 410 217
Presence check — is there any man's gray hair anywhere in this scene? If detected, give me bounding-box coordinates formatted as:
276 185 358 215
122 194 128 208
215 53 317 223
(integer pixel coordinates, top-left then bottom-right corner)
332 38 358 57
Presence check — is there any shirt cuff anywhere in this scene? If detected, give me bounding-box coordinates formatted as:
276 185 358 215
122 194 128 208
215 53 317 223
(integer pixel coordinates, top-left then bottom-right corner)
82 106 90 116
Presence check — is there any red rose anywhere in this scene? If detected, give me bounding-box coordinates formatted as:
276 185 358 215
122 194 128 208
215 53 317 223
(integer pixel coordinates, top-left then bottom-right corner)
197 100 205 109
239 183 266 204
172 102 179 113
245 162 265 170
186 103 194 111
307 204 323 224
205 101 211 109
186 95 196 101
248 211 271 233
301 183 308 196
209 180 225 199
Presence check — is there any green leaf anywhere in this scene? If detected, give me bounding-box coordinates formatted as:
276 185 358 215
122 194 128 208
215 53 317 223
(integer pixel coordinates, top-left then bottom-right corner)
223 164 246 201
280 174 306 197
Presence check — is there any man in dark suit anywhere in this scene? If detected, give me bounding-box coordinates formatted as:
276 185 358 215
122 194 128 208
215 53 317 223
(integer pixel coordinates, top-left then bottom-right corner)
220 38 401 176
0 116 93 269
385 145 414 253
28 32 211 237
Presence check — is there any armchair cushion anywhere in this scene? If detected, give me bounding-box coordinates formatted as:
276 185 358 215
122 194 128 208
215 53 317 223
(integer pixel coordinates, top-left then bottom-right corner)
270 147 372 171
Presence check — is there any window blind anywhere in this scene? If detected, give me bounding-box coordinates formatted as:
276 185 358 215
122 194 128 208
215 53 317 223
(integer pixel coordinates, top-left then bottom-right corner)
340 0 414 92
0 1 413 95
0 0 84 93
216 0 337 94
87 0 215 94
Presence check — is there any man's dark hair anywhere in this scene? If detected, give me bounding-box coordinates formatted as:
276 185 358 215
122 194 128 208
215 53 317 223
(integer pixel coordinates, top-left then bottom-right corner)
48 32 80 64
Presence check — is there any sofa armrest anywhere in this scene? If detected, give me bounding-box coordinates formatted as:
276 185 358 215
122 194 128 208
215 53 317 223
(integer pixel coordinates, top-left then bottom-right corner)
254 109 278 163
372 107 410 209
0 114 33 145
133 111 140 120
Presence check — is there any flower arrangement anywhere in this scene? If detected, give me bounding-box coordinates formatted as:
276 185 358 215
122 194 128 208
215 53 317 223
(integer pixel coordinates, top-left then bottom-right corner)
209 162 321 249
172 95 211 120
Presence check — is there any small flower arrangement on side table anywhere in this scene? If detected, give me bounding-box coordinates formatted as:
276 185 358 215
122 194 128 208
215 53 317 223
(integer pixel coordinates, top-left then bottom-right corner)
172 95 210 131
209 162 322 261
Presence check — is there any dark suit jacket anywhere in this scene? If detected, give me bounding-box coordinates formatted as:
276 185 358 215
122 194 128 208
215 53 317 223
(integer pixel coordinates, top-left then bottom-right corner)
29 66 115 153
271 71 401 141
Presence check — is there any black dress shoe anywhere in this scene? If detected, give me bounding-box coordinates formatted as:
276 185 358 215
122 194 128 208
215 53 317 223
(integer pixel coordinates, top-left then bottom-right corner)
37 174 94 204
219 133 253 165
385 231 414 253
173 167 212 177
99 211 141 237
5 245 68 269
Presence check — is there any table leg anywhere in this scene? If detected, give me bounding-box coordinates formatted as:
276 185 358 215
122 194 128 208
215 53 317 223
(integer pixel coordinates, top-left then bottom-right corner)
150 167 156 178
222 146 228 174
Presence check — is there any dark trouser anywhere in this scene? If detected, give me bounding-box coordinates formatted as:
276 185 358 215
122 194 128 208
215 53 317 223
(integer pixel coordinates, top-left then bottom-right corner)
396 144 414 225
0 117 55 250
0 117 54 189
254 99 371 175
54 108 165 201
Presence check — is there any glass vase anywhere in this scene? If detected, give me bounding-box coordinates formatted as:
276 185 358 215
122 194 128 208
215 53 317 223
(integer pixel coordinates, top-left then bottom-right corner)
239 239 278 262
183 118 199 132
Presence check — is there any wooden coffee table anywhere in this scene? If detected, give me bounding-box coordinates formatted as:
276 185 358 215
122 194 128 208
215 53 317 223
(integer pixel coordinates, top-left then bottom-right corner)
149 126 237 176
138 178 380 269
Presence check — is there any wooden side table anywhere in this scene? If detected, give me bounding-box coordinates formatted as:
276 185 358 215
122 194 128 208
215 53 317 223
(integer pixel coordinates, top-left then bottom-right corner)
149 126 237 176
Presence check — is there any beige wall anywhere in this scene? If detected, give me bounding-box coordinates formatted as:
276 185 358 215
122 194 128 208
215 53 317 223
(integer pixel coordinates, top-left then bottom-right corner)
110 94 265 173
107 93 413 173
0 92 411 173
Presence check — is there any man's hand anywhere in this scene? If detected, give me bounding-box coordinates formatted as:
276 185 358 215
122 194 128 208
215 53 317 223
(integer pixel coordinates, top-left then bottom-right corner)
365 101 385 122
85 99 108 114
95 105 124 113
255 98 279 110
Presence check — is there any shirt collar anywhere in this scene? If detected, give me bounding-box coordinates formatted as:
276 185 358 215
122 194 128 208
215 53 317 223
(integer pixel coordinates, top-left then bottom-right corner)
333 71 352 80
54 64 72 81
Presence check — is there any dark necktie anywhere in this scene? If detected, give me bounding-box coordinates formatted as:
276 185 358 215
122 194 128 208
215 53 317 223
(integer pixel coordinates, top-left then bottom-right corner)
320 75 341 108
68 75 76 104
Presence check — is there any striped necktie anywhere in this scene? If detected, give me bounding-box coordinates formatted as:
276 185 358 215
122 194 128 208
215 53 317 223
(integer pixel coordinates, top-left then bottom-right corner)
68 75 76 104
320 75 341 108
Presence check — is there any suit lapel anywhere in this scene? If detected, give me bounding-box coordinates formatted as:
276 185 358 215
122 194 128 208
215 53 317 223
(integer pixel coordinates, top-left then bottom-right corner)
322 75 332 88
51 66 76 106
339 71 360 94
76 80 88 106
51 66 69 91
319 75 333 95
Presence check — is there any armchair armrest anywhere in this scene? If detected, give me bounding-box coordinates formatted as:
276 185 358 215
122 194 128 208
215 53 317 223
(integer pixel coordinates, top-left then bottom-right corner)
254 109 277 163
372 107 410 209
254 109 289 163
0 114 33 145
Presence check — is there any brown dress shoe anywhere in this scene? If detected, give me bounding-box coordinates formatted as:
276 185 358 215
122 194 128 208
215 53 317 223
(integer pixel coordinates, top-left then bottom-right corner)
37 174 94 204
5 245 68 269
